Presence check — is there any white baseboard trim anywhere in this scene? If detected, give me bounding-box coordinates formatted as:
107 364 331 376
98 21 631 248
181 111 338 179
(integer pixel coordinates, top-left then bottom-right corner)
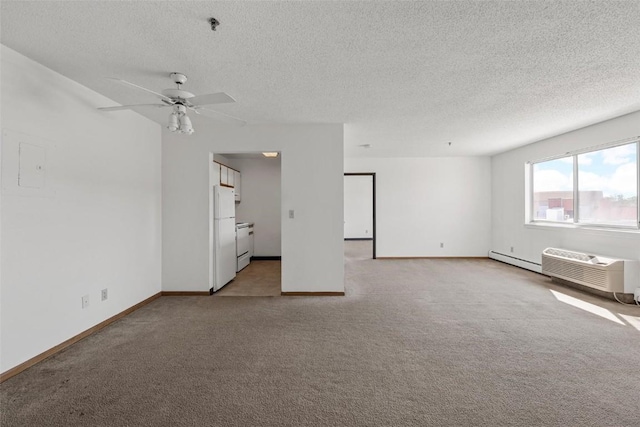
488 251 542 274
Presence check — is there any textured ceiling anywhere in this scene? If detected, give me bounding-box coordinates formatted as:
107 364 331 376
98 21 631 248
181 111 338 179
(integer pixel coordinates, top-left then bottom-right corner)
2 1 639 157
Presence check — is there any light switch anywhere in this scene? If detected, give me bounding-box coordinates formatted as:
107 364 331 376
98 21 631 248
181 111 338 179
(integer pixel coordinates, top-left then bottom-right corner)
289 209 295 219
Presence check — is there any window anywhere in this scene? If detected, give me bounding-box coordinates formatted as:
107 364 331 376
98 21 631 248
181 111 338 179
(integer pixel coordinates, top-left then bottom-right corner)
577 144 637 226
532 157 574 222
529 140 639 229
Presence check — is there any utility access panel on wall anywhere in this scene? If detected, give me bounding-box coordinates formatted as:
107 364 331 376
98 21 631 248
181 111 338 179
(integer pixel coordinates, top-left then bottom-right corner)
18 142 46 188
2 129 56 198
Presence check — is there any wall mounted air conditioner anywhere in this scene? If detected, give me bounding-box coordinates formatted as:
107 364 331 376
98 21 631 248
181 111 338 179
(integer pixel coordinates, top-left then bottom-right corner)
541 248 626 293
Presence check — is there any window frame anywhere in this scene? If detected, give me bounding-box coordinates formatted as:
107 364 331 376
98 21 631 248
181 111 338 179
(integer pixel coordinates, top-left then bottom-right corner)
527 137 640 231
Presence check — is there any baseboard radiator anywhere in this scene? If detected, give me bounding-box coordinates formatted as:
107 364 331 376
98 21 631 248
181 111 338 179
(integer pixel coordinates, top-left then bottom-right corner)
488 251 542 273
541 248 625 293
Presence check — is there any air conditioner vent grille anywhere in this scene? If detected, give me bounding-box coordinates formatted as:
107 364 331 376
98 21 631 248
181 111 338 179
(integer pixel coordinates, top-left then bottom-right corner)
541 248 624 293
542 257 607 288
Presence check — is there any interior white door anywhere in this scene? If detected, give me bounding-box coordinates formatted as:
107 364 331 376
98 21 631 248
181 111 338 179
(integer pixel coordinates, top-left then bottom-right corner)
344 175 373 239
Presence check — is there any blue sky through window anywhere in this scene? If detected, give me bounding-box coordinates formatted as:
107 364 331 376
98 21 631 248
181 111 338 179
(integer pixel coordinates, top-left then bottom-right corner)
533 143 637 198
578 143 636 198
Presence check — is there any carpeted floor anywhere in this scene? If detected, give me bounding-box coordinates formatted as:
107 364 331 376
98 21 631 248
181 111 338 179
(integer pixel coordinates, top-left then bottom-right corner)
2 241 639 426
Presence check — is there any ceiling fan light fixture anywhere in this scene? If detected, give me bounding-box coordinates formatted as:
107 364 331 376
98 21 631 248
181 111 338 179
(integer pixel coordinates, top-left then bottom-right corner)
99 73 244 132
167 112 179 132
178 114 194 135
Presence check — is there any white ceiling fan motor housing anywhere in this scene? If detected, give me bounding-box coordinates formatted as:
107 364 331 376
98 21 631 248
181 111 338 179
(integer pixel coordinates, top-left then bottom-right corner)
162 88 195 100
163 73 194 100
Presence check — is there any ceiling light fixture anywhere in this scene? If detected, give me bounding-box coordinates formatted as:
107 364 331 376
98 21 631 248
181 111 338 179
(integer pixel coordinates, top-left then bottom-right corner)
262 152 279 158
167 104 194 135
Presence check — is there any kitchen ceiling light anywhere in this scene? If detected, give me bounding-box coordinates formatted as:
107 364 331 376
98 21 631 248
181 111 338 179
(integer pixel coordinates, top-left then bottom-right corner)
262 152 279 158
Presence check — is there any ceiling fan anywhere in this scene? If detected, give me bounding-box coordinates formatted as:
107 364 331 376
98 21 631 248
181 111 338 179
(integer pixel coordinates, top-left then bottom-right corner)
98 72 245 134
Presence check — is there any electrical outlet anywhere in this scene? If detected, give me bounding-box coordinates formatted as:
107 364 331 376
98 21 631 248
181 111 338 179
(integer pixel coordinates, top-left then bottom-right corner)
82 295 90 309
289 209 295 219
101 288 108 301
440 243 444 248
510 246 514 253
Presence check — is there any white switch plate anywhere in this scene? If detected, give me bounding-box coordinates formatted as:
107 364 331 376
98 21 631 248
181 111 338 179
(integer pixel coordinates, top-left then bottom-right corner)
101 288 108 301
82 295 90 309
289 209 294 219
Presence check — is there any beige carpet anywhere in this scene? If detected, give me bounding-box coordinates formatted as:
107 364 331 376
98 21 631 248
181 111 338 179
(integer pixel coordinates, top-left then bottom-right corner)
2 241 639 426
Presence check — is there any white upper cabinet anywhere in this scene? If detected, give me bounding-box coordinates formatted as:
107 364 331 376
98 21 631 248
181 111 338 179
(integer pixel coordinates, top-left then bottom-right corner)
234 170 241 202
220 165 229 186
213 162 240 199
227 168 235 187
212 162 221 187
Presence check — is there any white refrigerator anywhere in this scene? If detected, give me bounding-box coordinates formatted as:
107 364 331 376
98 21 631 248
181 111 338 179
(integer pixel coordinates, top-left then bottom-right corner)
212 186 237 292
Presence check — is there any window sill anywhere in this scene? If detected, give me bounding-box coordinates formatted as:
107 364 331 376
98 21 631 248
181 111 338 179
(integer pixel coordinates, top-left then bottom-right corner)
524 222 640 238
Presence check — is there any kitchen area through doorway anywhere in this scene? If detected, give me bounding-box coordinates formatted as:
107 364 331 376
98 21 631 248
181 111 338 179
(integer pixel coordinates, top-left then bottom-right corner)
209 152 282 296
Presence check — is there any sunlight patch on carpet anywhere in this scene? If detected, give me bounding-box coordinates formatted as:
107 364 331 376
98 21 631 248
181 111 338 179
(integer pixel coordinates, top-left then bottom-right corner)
550 290 625 325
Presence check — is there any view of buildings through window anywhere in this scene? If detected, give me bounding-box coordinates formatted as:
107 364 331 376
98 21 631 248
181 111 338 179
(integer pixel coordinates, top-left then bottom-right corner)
532 142 638 227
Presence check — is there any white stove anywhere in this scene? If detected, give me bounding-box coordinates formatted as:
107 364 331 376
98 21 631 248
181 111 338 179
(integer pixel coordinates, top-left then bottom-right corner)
236 223 253 272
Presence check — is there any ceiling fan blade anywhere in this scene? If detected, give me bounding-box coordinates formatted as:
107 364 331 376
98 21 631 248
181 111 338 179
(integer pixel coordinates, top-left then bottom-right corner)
193 107 246 125
188 92 236 106
98 104 169 111
105 77 174 102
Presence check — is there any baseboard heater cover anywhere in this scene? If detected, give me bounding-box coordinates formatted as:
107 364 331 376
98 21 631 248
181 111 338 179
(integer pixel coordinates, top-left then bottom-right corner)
541 248 626 293
488 251 542 273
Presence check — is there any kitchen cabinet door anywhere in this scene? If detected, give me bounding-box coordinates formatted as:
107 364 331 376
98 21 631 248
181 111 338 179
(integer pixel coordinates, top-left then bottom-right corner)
220 165 229 185
212 162 221 186
234 171 241 201
228 168 235 187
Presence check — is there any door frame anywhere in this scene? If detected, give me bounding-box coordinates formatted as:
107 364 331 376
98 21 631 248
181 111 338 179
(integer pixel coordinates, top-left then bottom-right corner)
344 172 376 259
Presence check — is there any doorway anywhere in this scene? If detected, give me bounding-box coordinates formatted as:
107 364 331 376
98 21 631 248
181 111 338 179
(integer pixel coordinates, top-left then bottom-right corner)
344 173 376 259
209 152 282 296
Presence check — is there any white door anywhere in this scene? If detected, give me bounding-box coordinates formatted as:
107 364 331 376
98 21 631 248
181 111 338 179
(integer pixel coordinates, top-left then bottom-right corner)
344 175 373 239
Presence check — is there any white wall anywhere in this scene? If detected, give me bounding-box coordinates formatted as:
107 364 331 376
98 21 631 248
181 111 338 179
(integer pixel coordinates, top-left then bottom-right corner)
0 46 162 373
162 123 344 293
344 175 373 239
344 157 492 257
232 157 281 257
492 110 640 293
